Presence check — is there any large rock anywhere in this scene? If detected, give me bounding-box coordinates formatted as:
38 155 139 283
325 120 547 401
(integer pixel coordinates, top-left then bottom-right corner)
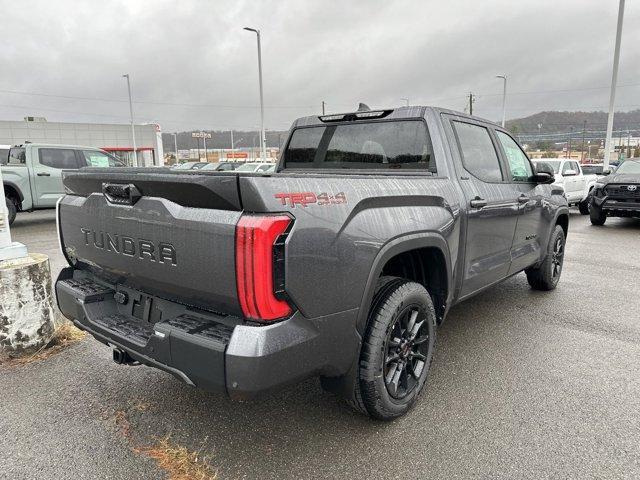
0 253 56 355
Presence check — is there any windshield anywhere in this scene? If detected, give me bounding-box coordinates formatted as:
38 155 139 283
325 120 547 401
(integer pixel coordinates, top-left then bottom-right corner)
580 165 602 175
235 163 259 172
283 120 436 172
533 160 560 174
616 160 640 175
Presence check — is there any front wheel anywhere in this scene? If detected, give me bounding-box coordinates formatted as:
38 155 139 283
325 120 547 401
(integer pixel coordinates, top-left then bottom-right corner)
590 204 606 225
578 198 590 215
526 225 565 291
356 279 436 420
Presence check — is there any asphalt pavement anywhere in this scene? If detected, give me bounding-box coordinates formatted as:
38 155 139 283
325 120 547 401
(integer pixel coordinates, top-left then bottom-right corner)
1 209 639 479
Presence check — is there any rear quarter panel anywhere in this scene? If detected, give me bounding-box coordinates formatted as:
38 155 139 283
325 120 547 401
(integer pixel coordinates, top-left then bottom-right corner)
239 174 463 319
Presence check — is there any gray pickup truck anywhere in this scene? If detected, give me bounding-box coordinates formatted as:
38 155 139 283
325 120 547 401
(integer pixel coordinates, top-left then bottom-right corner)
2 143 123 225
55 107 568 420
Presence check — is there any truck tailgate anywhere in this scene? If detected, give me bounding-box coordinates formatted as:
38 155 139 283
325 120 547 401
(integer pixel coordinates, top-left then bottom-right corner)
59 169 243 315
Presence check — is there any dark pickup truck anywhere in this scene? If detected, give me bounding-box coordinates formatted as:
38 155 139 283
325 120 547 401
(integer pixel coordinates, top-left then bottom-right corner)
589 158 640 225
56 106 568 420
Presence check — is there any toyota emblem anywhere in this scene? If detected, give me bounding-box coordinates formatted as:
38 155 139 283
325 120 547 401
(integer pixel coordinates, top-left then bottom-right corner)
628 185 638 191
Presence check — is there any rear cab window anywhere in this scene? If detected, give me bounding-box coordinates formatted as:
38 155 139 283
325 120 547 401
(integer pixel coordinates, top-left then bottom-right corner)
283 120 437 173
6 147 26 166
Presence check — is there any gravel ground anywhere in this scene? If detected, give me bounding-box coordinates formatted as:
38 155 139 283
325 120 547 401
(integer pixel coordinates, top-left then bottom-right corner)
1 209 639 479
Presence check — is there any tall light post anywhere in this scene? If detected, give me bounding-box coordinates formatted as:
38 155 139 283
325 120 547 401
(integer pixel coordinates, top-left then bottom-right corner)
243 27 267 162
173 133 178 163
604 0 625 170
496 75 507 128
122 74 138 166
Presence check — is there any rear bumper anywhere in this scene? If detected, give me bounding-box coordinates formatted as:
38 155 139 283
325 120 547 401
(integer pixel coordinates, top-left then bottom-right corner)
55 268 360 399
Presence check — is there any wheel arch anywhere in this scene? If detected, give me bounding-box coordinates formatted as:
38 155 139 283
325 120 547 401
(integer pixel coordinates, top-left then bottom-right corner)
356 233 452 334
3 181 23 210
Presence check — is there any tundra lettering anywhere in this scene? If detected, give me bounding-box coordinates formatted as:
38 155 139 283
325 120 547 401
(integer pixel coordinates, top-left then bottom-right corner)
80 227 177 265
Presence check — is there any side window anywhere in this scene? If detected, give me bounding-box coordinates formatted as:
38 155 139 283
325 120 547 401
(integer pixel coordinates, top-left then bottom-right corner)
562 161 578 175
7 147 26 166
452 121 503 182
38 148 78 169
81 150 116 167
496 131 533 182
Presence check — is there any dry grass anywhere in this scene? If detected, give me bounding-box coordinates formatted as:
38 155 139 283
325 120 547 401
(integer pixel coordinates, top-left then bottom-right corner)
110 407 217 480
136 437 218 480
0 321 86 367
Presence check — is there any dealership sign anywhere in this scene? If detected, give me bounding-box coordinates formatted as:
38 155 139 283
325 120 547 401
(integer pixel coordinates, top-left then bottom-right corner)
226 152 249 159
191 132 212 139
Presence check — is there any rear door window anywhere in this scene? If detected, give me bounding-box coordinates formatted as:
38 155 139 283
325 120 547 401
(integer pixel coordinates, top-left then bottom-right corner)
38 148 79 169
452 121 503 182
283 120 436 172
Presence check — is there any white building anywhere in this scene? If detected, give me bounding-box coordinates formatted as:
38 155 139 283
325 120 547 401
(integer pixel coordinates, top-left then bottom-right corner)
0 119 164 166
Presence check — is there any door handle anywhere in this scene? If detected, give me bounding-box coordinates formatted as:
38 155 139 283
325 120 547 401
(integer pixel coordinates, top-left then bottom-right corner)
37 172 51 177
518 194 530 204
470 197 487 208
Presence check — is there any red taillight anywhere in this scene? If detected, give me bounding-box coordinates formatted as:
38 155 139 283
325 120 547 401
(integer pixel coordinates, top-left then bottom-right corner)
235 214 292 322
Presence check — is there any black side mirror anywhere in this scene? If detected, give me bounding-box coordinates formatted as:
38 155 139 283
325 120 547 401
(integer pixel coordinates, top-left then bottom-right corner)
533 172 555 184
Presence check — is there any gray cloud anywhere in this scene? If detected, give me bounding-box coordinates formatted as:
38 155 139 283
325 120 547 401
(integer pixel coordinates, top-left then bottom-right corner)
0 0 637 132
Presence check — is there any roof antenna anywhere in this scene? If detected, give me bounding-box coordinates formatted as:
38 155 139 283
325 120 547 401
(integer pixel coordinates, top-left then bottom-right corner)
357 103 371 112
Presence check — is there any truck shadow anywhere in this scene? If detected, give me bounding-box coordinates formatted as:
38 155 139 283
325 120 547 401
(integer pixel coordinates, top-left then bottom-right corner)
99 273 552 477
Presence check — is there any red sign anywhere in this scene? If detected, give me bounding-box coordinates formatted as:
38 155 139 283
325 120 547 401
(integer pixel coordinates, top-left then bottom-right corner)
226 152 249 159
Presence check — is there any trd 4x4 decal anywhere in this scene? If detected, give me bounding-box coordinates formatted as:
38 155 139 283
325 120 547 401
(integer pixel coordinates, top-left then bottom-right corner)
274 192 347 208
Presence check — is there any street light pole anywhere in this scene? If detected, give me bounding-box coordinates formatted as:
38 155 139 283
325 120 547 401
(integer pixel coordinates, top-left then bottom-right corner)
603 0 626 170
244 27 267 162
173 133 178 163
496 75 507 128
122 74 138 166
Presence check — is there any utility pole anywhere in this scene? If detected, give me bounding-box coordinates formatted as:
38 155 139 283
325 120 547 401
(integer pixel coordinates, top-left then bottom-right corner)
468 93 475 116
122 74 138 167
567 127 573 159
496 75 507 128
322 101 326 115
244 27 267 162
603 0 626 170
581 120 587 162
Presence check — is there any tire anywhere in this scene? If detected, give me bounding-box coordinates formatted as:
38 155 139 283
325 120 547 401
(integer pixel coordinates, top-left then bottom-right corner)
525 225 565 291
356 278 437 420
5 196 17 226
578 199 590 215
589 204 606 226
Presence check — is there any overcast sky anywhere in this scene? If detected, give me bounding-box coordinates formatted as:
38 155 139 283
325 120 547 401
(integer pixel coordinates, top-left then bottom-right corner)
0 0 638 132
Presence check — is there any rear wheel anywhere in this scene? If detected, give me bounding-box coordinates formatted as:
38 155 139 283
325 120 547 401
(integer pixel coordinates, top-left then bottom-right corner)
526 225 565 291
355 279 436 420
589 204 606 226
5 196 17 226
